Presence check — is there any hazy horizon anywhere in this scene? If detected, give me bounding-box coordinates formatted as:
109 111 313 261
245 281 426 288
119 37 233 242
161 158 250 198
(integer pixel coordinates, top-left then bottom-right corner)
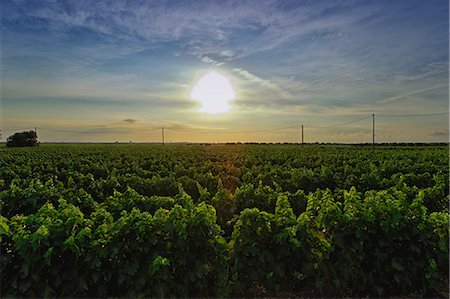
1 0 449 143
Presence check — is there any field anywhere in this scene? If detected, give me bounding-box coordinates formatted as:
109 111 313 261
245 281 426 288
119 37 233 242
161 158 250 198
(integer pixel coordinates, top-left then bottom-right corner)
1 144 448 297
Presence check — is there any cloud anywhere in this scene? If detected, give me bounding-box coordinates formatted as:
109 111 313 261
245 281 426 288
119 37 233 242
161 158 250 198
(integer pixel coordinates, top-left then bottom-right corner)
1 1 379 62
2 0 448 128
430 130 449 137
393 62 449 83
100 74 137 83
122 118 137 123
221 50 234 58
200 56 224 66
233 68 293 99
378 84 449 104
4 1 446 79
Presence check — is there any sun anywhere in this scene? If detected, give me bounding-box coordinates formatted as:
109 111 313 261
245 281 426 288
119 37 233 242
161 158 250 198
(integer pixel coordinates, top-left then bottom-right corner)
190 71 236 114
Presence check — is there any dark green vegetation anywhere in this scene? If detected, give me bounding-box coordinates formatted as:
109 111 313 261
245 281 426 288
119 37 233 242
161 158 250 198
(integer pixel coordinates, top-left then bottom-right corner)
1 144 448 297
6 131 38 148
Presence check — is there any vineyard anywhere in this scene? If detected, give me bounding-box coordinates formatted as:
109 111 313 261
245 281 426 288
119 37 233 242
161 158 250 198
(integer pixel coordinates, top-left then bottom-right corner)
0 144 448 297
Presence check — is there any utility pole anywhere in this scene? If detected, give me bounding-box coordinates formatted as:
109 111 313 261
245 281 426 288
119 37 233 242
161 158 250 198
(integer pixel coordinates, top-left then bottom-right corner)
372 114 375 145
162 127 165 146
301 124 304 146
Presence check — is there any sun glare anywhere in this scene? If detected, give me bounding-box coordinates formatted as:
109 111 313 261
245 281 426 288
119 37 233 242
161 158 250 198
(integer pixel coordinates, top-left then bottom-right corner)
190 71 235 114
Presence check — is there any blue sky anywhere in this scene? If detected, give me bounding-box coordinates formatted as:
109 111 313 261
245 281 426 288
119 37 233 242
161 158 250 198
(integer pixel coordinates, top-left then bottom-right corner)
1 0 448 142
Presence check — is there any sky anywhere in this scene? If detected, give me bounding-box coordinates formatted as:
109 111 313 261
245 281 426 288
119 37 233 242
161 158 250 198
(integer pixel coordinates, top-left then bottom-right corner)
1 0 448 143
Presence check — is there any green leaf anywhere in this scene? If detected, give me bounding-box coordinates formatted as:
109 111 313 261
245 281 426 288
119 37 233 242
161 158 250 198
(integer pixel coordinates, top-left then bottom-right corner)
0 221 10 235
91 272 100 283
20 263 30 278
118 273 126 285
44 247 54 265
19 279 32 292
391 258 404 271
428 258 437 271
78 278 88 291
36 225 49 237
374 285 384 297
150 256 170 274
63 235 80 255
44 286 56 298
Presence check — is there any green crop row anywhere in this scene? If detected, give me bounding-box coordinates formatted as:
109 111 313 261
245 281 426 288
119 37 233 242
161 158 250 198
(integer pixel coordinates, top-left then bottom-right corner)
1 145 448 200
1 144 448 297
1 186 448 297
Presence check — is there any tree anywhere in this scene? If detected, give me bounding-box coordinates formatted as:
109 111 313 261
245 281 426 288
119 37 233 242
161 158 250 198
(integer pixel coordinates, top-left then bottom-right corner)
6 131 38 147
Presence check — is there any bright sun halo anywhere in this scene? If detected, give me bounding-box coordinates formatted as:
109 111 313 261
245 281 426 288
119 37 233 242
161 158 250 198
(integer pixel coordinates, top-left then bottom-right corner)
190 71 235 114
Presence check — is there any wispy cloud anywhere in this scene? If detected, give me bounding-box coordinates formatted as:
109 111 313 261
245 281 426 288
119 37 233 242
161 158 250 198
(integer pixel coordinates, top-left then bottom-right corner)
2 0 448 142
233 68 293 99
200 56 224 66
122 118 137 123
0 1 379 61
430 130 449 137
393 62 449 83
378 84 449 104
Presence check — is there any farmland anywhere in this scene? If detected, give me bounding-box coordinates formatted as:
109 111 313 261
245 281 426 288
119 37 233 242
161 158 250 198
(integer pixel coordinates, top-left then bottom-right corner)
0 144 448 297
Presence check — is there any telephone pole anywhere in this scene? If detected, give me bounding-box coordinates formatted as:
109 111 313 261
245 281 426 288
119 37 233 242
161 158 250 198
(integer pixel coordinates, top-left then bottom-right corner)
301 124 304 145
372 114 375 145
162 127 165 146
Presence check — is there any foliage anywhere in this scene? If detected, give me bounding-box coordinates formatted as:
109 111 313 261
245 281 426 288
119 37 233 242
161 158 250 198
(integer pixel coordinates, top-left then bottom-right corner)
6 131 38 147
0 144 448 297
1 200 228 297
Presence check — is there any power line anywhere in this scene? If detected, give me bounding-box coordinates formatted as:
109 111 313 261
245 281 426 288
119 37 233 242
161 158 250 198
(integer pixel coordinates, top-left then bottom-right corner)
377 112 450 118
307 115 372 129
37 127 161 134
165 115 372 134
238 125 299 134
4 112 446 135
1 111 447 142
164 127 195 133
1 128 37 132
164 125 299 134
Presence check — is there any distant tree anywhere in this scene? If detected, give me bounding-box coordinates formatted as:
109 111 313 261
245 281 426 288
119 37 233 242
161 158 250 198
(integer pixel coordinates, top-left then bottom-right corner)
6 131 38 147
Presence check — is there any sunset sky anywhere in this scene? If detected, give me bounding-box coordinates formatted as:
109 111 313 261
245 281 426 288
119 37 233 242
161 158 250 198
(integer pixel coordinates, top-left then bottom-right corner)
1 0 448 143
